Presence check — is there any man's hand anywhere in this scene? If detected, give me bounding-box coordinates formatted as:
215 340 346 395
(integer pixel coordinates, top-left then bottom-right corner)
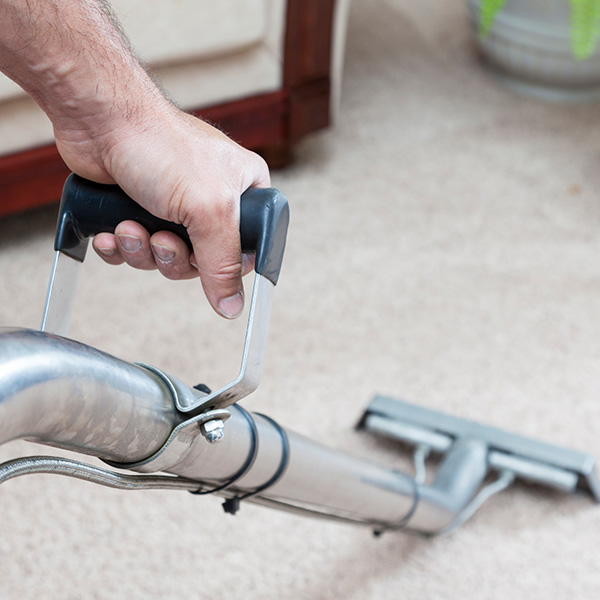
58 107 270 319
0 0 269 318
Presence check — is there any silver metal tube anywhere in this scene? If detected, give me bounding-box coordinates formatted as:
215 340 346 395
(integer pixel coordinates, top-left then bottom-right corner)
0 328 180 463
153 409 419 526
0 328 488 533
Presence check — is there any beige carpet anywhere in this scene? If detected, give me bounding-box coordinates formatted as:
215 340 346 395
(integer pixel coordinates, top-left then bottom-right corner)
2 0 600 597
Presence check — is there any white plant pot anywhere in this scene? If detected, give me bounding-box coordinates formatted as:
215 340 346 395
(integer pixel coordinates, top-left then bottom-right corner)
466 0 600 102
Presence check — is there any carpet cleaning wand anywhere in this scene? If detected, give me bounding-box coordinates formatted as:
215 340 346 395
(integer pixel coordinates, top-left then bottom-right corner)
0 176 597 536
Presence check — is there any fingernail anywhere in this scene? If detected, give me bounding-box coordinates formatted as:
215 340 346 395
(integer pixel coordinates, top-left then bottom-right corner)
217 292 244 319
117 234 142 253
96 247 116 257
151 243 175 264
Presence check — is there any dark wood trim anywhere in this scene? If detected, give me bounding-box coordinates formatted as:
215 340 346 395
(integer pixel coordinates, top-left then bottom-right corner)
0 145 70 215
284 0 336 87
0 0 339 217
192 90 288 150
284 0 336 140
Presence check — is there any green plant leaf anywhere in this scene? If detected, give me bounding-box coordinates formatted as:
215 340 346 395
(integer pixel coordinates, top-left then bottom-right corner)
478 0 506 38
570 0 600 60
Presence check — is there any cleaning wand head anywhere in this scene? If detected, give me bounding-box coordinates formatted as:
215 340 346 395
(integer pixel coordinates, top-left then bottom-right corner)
357 396 599 535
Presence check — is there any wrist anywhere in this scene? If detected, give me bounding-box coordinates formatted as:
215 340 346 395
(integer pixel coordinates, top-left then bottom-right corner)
50 63 171 147
52 80 175 184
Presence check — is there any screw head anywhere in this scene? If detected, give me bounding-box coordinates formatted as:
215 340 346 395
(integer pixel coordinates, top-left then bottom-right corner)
200 419 225 443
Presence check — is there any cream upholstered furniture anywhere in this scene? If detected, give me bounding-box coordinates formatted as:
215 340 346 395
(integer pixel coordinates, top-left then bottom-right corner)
0 0 350 215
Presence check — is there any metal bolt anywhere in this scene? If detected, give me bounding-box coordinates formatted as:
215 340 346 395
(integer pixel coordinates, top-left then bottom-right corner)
200 418 225 443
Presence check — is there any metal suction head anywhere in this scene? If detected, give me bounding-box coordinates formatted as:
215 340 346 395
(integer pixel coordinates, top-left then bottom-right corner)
359 395 600 503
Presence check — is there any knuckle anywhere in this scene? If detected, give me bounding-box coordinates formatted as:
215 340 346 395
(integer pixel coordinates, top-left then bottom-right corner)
121 249 156 271
206 260 242 284
212 192 238 220
184 192 238 237
157 260 197 281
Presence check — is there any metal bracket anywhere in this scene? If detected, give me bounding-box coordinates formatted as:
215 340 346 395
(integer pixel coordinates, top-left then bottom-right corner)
104 412 210 474
175 273 274 415
131 275 273 425
144 274 272 416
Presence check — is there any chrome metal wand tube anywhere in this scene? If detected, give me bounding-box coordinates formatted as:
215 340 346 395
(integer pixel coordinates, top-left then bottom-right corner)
0 328 489 533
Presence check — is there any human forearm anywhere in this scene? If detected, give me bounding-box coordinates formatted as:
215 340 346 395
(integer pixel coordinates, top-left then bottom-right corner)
0 0 168 177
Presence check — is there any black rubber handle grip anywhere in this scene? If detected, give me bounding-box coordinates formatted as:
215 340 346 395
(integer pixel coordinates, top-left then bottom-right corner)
55 174 289 285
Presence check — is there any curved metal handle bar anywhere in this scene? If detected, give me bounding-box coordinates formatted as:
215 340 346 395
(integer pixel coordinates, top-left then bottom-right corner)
0 456 202 492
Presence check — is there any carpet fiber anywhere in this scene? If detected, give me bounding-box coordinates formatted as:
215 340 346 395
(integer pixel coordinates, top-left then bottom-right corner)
1 1 600 598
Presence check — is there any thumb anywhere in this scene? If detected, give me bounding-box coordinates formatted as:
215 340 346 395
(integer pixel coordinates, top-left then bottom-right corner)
188 201 245 319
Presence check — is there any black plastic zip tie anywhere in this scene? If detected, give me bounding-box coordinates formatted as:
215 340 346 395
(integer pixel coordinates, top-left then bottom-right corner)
372 471 420 537
222 412 290 515
189 404 259 497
